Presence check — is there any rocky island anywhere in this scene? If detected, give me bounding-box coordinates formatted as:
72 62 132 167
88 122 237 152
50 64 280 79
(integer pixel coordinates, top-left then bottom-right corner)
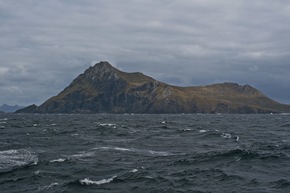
17 61 290 114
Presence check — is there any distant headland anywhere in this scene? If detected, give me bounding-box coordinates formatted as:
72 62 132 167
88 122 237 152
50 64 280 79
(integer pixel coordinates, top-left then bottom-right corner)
0 104 25 113
16 61 290 114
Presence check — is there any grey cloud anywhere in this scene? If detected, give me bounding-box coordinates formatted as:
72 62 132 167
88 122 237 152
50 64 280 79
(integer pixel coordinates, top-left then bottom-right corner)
1 0 290 105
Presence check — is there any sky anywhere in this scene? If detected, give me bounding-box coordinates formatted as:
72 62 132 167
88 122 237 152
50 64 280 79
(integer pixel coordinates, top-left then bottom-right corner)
1 0 290 106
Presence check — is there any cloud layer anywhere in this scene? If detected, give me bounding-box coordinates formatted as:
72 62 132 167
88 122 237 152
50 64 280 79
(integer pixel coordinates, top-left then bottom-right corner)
1 0 290 105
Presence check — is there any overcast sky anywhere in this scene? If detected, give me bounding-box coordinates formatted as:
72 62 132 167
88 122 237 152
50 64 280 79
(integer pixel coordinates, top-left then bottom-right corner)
1 0 290 106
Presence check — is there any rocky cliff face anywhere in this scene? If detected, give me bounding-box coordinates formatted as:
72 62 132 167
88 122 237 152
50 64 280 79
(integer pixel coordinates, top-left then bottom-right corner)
16 61 290 114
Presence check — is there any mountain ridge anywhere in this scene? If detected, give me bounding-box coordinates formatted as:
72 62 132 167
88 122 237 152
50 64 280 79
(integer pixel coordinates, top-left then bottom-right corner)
16 61 290 114
0 104 25 113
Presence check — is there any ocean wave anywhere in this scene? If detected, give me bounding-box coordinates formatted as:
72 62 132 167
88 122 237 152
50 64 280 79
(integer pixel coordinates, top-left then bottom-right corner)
2 114 290 192
174 148 287 165
171 168 245 186
210 148 286 161
80 176 117 185
68 151 95 161
251 141 290 152
280 122 290 128
221 133 232 139
0 149 38 173
129 168 138 173
94 146 172 156
197 129 240 142
148 150 171 156
270 179 290 189
179 128 194 132
99 123 117 127
39 182 59 191
68 146 174 162
50 158 66 163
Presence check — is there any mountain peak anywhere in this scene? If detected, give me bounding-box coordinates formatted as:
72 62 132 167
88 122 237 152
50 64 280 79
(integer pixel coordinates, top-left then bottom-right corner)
93 61 114 70
85 61 154 84
77 61 121 83
88 61 117 75
0 104 25 112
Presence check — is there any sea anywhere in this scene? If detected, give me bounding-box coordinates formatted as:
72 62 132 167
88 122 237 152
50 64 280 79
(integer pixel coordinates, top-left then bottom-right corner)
1 113 290 193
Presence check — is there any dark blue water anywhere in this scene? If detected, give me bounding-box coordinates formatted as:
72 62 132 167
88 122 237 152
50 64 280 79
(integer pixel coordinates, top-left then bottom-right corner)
1 113 290 193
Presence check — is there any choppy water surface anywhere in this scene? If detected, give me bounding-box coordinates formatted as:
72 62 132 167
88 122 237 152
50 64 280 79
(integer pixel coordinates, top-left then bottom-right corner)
1 113 290 193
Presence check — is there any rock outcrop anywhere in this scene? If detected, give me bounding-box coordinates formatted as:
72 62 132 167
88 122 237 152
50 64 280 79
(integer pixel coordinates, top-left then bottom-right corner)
16 61 290 114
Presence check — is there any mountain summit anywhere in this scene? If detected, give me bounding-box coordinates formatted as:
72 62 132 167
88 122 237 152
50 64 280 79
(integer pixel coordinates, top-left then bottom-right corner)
17 61 290 114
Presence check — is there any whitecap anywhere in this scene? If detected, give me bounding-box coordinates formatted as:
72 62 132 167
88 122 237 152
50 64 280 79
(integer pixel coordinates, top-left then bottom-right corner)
69 152 95 160
221 133 232 139
199 129 207 133
161 121 166 124
235 156 241 161
50 158 66 163
130 169 138 173
41 182 59 190
0 149 38 172
32 159 38 165
113 147 132 152
99 123 117 127
80 176 117 185
93 147 133 152
180 128 193 131
92 146 172 157
93 147 109 151
281 113 290 115
148 150 170 156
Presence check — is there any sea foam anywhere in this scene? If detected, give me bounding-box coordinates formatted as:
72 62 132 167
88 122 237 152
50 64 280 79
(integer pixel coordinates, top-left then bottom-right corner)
0 149 38 171
94 146 171 156
221 133 232 139
50 158 66 163
99 123 117 127
41 182 59 190
80 176 117 185
130 169 138 173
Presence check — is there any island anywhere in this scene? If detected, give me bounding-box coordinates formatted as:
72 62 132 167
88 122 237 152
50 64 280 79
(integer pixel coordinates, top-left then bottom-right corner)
16 61 290 114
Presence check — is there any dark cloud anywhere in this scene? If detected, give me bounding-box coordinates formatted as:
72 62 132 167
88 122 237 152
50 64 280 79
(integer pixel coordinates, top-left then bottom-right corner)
1 0 290 105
